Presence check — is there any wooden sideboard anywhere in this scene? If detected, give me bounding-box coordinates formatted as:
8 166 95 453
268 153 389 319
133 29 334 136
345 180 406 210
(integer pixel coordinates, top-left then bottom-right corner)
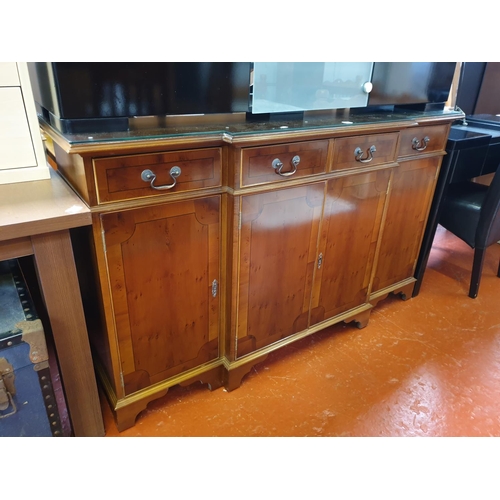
42 109 462 431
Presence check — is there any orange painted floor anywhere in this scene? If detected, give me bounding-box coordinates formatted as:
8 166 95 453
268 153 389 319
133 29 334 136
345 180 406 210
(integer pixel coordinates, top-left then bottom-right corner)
101 225 500 437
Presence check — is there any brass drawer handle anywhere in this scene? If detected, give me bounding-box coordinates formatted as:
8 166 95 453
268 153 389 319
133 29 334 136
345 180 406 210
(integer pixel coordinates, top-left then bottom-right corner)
354 145 376 163
412 136 430 151
272 155 300 177
141 166 181 190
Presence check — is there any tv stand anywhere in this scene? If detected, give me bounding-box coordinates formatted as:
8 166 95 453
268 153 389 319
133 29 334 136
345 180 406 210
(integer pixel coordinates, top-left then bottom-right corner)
41 107 463 431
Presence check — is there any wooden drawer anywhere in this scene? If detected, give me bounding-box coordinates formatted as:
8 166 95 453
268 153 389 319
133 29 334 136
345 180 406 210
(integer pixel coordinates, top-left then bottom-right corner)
240 140 328 187
94 148 222 203
398 124 449 158
331 132 398 171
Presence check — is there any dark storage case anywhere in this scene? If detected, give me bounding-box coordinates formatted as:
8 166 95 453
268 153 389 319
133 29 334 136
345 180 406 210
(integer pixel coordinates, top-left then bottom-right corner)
0 259 63 436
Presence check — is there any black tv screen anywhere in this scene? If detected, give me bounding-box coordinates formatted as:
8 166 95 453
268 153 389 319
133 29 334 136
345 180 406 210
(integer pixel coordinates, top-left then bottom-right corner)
368 62 456 106
28 62 251 129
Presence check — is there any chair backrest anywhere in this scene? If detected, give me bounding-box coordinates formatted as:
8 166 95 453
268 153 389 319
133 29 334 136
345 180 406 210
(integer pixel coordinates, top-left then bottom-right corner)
476 165 500 248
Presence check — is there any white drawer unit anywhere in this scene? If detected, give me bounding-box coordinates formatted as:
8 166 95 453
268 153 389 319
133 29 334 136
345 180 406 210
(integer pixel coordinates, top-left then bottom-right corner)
0 63 20 87
0 62 49 184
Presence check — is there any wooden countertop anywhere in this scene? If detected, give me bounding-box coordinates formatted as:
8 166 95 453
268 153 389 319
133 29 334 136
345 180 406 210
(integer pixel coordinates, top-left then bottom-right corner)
0 166 103 436
0 167 91 241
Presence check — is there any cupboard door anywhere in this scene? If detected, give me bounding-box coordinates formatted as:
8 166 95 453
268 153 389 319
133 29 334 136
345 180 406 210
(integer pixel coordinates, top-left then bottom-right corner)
236 184 324 357
371 157 441 293
310 170 390 325
101 197 220 395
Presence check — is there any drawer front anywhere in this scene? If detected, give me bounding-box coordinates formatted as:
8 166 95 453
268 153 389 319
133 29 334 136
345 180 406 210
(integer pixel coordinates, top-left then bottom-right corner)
94 148 222 203
331 132 399 171
101 197 221 396
240 140 328 187
398 124 449 158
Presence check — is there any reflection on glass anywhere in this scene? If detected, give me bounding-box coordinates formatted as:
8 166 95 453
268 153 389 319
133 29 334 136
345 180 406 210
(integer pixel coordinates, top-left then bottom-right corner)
368 62 456 106
252 62 374 114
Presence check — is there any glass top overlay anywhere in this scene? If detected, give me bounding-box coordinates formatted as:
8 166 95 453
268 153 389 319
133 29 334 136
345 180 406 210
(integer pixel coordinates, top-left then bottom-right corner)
41 107 465 147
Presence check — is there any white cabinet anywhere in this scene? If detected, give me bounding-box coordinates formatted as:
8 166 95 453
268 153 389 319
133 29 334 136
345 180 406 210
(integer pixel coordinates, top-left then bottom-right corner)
0 62 49 184
0 62 20 86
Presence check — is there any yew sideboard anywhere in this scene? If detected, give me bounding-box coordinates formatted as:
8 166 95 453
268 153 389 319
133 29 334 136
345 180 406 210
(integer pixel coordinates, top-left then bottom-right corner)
41 108 463 431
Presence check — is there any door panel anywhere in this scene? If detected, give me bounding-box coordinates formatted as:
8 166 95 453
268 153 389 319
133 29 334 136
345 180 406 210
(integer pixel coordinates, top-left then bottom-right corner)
101 197 220 395
372 157 441 293
310 170 390 325
236 184 324 357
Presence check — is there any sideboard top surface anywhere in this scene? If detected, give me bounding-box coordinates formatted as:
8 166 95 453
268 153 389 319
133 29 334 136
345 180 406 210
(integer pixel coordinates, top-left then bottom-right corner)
40 108 465 154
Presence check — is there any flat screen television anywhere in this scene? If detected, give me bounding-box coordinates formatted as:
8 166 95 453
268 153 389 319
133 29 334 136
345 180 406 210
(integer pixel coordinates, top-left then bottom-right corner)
28 62 252 133
28 62 457 134
368 62 456 109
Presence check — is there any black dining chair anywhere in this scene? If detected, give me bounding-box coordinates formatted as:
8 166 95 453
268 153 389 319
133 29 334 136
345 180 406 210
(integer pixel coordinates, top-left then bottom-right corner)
438 167 500 298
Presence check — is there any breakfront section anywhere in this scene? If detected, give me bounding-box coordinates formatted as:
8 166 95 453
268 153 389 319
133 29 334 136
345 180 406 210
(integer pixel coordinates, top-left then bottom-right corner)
224 130 399 390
